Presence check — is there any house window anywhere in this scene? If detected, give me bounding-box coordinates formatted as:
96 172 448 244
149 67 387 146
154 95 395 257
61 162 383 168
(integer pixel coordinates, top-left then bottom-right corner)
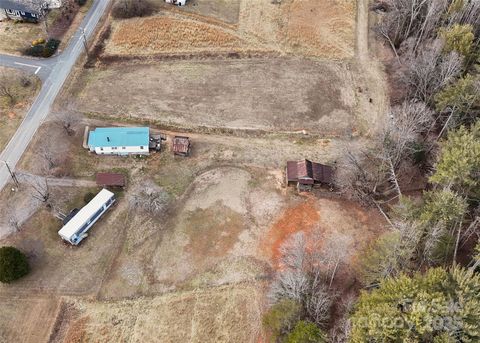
100 147 104 151
122 147 126 150
140 146 144 150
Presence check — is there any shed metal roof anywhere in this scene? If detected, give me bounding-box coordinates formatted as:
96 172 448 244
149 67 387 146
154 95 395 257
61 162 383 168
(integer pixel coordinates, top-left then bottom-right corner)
172 136 190 155
58 189 114 239
286 159 334 184
88 127 149 148
96 173 126 187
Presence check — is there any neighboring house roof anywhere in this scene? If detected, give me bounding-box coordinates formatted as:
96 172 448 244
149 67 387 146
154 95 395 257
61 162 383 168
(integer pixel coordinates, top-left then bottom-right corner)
88 127 150 148
96 173 126 187
286 159 334 184
0 0 41 13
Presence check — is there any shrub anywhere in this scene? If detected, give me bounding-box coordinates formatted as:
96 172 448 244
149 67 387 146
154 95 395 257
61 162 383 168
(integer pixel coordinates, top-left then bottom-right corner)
24 44 44 57
111 0 155 19
263 299 302 342
0 246 30 283
286 321 327 343
83 192 95 204
24 39 61 58
76 0 87 5
32 38 46 46
44 39 60 57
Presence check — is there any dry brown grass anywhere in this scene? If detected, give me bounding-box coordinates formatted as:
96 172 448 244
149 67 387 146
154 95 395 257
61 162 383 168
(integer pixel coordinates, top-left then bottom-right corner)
0 67 40 151
104 0 356 59
0 296 60 343
68 283 264 343
283 0 356 59
0 21 45 55
109 16 247 55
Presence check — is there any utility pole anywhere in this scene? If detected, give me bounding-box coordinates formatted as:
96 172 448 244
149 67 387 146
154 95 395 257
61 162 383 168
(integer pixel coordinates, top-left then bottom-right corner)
80 27 89 57
1 160 19 188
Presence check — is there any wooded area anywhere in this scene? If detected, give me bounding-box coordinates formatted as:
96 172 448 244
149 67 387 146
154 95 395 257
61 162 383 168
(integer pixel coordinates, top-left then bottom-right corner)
264 0 480 341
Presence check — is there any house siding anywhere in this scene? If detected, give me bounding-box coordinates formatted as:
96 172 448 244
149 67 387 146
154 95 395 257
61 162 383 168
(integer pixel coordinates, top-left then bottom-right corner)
91 145 148 155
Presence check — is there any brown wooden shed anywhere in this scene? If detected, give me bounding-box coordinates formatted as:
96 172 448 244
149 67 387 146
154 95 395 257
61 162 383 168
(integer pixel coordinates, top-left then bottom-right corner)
172 136 191 156
286 159 334 190
96 173 126 187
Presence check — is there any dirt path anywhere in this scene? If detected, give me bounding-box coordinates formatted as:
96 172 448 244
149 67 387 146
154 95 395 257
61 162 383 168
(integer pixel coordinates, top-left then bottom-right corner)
356 0 370 61
354 0 388 135
17 171 97 188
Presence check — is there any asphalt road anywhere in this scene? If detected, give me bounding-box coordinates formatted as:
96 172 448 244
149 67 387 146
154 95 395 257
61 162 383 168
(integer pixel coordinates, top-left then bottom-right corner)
0 0 110 191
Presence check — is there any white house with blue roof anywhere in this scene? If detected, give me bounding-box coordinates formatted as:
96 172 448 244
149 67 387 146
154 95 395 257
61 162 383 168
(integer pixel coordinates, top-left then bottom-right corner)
87 127 150 155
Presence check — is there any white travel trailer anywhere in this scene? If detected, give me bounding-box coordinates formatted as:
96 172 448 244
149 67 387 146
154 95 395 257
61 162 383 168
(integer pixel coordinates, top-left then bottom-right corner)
58 189 115 245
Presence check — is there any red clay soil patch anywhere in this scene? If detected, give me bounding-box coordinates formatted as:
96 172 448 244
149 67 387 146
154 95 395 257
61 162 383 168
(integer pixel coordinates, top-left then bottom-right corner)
260 197 319 268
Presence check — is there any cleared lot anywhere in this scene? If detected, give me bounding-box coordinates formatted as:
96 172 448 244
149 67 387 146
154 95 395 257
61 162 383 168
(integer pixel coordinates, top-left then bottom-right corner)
74 59 357 134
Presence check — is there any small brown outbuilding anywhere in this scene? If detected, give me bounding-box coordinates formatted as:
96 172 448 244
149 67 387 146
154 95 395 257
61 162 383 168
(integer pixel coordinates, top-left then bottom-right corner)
286 159 334 190
96 173 126 188
172 136 191 156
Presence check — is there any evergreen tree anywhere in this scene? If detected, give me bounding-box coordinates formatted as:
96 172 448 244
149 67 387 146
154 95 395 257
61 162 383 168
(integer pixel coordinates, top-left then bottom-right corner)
430 121 480 191
439 24 475 57
286 321 326 343
350 267 480 342
0 246 29 283
420 189 468 227
434 75 480 127
263 299 302 342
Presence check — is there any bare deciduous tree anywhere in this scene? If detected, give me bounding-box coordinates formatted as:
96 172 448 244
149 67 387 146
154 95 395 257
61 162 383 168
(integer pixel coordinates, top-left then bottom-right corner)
374 0 449 55
56 111 80 136
402 40 463 103
38 146 58 171
130 183 170 214
269 232 335 327
0 71 17 107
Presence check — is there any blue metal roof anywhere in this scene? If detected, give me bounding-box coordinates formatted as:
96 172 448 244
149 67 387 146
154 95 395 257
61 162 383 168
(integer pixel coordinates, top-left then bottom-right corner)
88 127 149 148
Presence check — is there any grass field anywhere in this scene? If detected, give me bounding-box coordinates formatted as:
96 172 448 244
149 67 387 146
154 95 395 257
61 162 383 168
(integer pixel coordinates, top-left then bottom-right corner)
74 58 357 135
104 0 356 59
61 284 264 343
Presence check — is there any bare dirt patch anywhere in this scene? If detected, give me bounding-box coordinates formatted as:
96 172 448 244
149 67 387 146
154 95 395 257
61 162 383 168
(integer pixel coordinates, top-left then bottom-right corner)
74 59 357 134
259 195 386 287
259 196 320 266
